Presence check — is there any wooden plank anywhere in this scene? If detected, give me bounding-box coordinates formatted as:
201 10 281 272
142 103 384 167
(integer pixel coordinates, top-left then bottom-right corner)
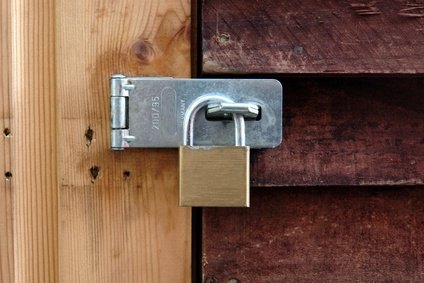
56 0 191 282
202 0 424 74
251 78 424 187
203 186 424 282
0 0 14 281
12 0 59 280
1 0 58 282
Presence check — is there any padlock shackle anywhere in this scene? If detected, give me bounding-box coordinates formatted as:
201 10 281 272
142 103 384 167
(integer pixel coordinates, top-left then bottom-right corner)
183 95 246 146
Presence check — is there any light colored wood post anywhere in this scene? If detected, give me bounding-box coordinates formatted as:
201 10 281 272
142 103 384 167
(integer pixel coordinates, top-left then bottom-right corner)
56 0 191 282
0 0 14 281
1 0 58 282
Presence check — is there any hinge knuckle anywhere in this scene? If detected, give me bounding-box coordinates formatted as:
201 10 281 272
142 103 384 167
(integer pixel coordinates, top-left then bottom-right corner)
110 74 135 150
111 129 132 150
111 97 127 129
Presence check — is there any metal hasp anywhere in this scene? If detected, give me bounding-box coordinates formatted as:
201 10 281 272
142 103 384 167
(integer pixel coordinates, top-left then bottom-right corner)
110 74 283 150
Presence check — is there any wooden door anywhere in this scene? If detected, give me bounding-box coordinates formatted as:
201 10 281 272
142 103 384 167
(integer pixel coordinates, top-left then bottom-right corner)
200 0 424 282
1 0 191 282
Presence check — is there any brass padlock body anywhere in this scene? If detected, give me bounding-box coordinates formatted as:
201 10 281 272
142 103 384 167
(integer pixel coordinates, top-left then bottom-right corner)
179 146 250 207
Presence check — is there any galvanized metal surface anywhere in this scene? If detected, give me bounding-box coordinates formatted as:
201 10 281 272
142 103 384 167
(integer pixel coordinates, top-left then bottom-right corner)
182 95 247 147
206 102 260 120
110 75 283 149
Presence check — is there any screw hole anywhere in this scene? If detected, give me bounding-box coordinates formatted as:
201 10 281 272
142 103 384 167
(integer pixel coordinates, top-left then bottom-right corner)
123 170 131 177
4 171 12 180
89 166 100 182
3 128 11 137
217 33 230 44
85 127 94 146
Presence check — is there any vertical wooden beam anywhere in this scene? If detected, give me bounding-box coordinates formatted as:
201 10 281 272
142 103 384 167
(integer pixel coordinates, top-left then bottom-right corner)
56 0 191 282
7 0 58 282
0 0 14 281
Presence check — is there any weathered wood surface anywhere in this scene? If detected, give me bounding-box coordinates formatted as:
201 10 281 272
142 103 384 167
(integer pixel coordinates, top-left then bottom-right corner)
1 0 58 282
56 0 192 282
203 186 424 282
250 78 424 187
202 0 424 74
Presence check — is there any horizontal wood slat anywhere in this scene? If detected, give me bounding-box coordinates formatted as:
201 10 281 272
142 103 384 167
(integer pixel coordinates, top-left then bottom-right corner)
250 78 424 186
202 0 424 74
203 186 424 282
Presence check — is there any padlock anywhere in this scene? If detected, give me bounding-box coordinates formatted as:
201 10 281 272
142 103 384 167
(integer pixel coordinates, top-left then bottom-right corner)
179 95 250 207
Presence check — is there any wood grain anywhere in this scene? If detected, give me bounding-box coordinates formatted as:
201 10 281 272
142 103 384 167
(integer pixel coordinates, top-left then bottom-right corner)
203 186 424 282
202 0 424 74
250 78 424 187
56 0 191 282
0 0 14 281
0 0 58 282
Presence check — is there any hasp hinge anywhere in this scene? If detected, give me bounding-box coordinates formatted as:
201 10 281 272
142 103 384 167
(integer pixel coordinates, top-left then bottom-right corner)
110 74 136 150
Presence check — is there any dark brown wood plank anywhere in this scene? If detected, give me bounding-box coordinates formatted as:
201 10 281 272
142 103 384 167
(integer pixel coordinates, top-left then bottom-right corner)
250 78 424 186
202 0 424 74
203 186 424 282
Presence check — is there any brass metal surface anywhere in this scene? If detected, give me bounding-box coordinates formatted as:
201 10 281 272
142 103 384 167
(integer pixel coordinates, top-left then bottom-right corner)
179 146 250 207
